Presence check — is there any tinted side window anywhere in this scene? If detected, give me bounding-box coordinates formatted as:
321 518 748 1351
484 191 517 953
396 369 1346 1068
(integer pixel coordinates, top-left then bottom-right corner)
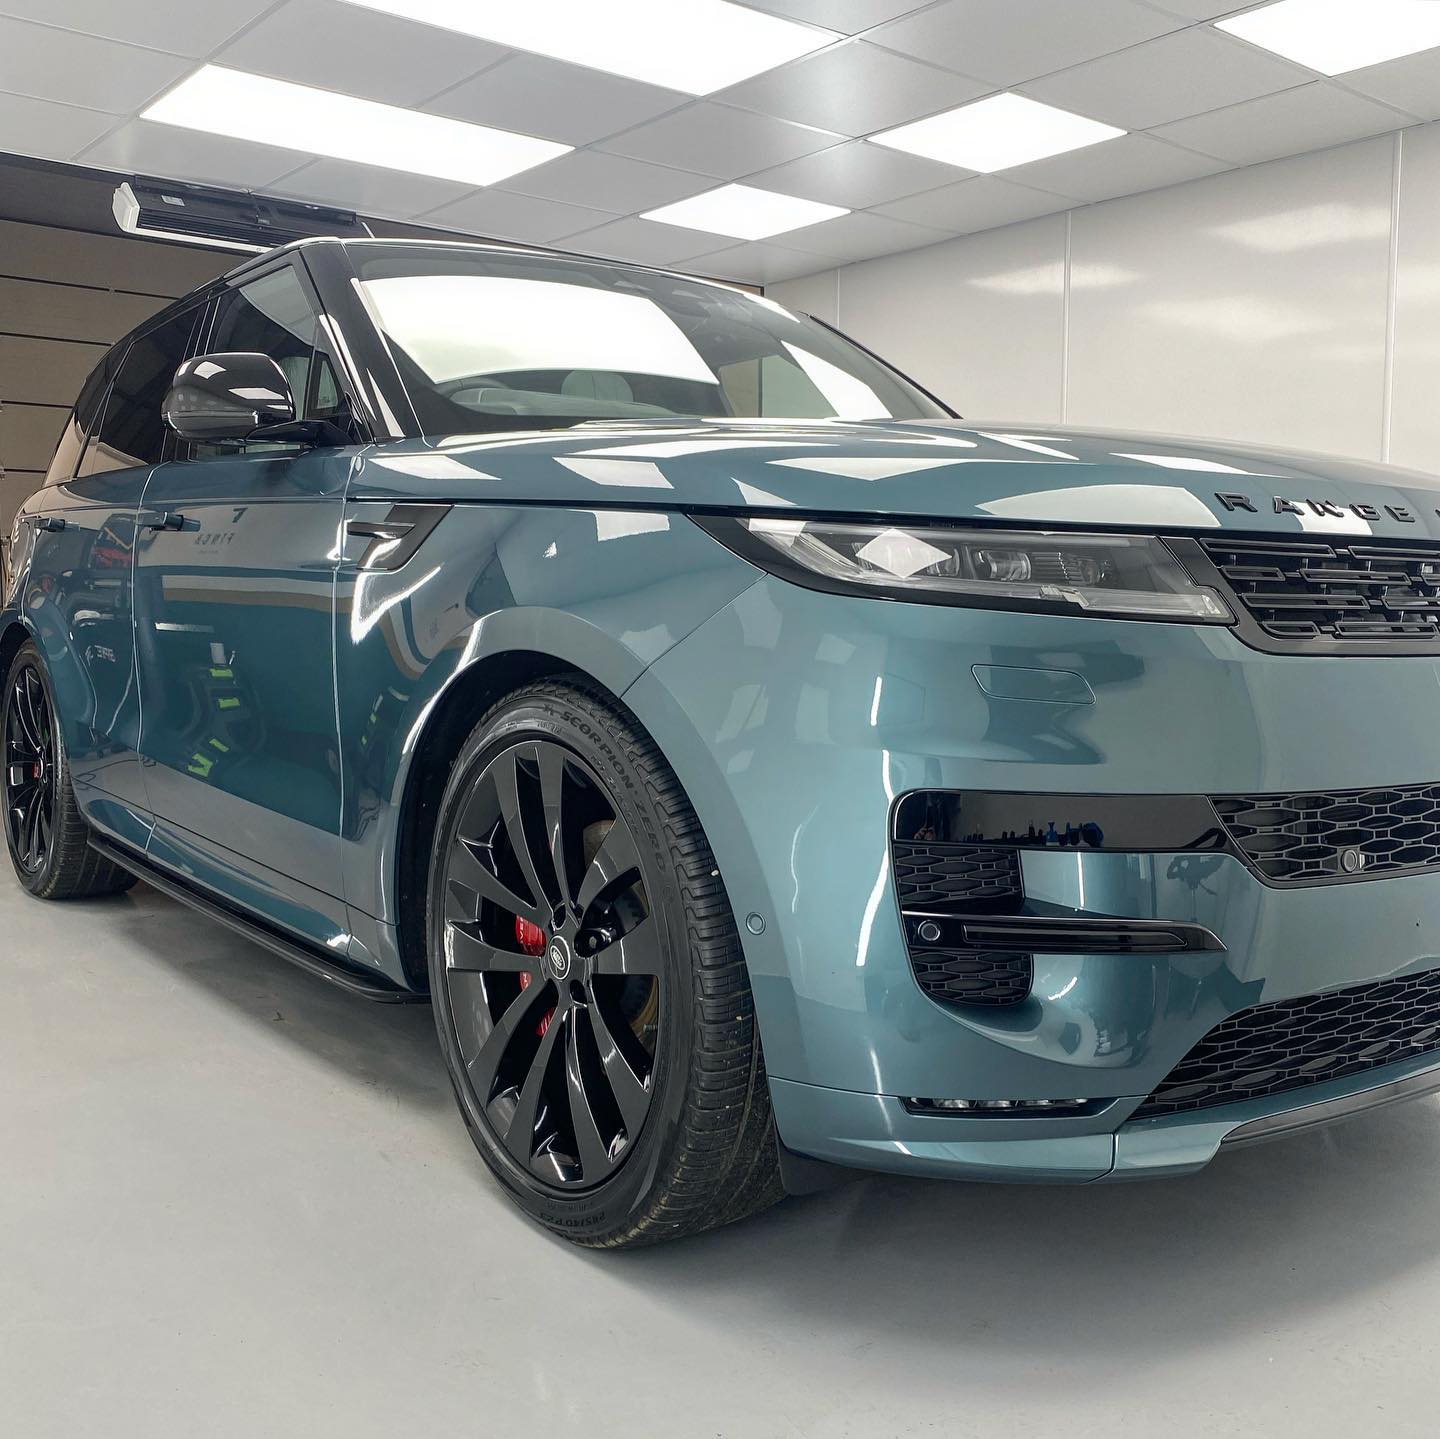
45 350 116 486
205 266 343 433
80 305 202 477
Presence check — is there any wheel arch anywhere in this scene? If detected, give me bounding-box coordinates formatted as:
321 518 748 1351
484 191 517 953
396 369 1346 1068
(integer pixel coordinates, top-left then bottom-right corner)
0 616 33 682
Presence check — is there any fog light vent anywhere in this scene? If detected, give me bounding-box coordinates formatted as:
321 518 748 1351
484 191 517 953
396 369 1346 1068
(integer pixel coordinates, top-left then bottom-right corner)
904 1096 1109 1118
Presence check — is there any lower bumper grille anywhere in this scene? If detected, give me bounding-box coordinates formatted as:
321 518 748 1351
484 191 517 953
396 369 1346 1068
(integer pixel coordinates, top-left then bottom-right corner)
1135 967 1440 1120
909 948 1033 1007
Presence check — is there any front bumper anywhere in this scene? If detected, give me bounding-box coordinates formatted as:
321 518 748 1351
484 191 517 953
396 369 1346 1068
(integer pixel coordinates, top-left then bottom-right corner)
624 575 1440 1181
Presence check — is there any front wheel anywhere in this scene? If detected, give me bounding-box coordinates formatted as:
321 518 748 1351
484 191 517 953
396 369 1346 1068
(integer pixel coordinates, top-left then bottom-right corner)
427 678 782 1247
2 641 135 900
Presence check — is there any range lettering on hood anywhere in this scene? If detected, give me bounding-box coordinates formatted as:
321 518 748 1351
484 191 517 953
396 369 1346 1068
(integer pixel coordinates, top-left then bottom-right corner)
1216 492 1419 524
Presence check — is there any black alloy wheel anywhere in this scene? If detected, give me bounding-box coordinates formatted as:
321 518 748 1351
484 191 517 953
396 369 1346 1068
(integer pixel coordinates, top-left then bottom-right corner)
428 679 782 1247
441 737 662 1190
4 658 57 875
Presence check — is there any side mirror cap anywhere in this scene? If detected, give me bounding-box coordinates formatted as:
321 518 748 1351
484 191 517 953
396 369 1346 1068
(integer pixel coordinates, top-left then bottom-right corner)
163 352 296 443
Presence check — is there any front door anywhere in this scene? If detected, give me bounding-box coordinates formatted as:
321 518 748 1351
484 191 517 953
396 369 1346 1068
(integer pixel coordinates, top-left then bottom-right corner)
132 261 356 937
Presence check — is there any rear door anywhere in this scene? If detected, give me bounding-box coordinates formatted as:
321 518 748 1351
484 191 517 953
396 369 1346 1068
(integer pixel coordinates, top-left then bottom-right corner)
132 259 357 937
21 303 203 847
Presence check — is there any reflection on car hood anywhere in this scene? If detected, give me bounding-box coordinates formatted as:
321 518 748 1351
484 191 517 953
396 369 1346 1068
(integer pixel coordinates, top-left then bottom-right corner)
357 419 1440 538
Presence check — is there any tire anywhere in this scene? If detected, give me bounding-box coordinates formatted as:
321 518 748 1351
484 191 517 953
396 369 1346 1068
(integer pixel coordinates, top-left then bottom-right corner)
2 641 136 901
427 677 783 1248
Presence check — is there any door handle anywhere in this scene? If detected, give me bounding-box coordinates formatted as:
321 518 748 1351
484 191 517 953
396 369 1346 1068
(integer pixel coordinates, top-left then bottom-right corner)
143 511 186 532
29 516 66 533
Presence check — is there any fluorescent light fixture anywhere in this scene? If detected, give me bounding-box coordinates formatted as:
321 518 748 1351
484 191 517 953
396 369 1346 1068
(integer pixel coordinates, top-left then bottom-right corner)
642 184 847 240
142 66 570 187
873 92 1125 173
337 0 835 94
1217 0 1440 75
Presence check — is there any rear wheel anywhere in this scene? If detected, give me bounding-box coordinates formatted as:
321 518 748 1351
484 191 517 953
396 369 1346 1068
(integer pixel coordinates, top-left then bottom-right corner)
2 642 135 900
427 678 782 1247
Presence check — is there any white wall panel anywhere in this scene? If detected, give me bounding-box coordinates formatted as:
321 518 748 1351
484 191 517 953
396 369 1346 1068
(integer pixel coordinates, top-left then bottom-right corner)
776 126 1440 468
1067 138 1393 457
817 214 1067 421
1390 123 1440 471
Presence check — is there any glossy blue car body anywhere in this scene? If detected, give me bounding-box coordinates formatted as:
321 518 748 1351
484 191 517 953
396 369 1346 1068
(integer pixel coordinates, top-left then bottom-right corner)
8 236 1440 1188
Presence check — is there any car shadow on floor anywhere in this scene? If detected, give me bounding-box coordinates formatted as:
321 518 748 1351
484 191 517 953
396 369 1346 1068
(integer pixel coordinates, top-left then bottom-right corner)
103 882 1440 1371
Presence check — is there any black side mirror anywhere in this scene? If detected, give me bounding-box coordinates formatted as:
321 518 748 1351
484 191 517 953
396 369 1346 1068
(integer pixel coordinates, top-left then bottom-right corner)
163 352 296 443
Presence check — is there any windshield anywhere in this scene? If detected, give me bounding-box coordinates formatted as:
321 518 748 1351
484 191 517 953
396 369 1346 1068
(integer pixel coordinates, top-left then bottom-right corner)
350 246 950 434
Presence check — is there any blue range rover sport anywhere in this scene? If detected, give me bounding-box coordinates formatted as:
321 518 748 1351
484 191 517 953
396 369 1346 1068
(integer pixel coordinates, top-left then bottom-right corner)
7 236 1440 1246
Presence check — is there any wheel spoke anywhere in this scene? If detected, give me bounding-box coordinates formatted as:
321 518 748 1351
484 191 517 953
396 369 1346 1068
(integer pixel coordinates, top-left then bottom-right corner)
587 991 651 1132
589 914 663 977
447 836 547 928
575 817 643 918
444 922 537 975
503 1014 563 1166
494 746 553 916
565 1012 614 1179
11 680 41 752
537 743 573 909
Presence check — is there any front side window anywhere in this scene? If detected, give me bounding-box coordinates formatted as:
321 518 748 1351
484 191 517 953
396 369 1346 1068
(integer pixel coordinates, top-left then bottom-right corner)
199 266 343 454
79 305 202 477
352 246 948 435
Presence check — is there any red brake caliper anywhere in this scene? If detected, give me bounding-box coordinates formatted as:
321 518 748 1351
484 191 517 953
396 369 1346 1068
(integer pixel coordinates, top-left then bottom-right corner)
514 917 555 1038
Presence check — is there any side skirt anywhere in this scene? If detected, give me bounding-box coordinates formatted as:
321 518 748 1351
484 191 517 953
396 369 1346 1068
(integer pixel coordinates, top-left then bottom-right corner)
89 837 422 1004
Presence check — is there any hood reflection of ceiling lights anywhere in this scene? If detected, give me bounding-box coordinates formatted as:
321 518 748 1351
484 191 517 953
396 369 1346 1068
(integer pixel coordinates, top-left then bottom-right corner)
142 66 571 186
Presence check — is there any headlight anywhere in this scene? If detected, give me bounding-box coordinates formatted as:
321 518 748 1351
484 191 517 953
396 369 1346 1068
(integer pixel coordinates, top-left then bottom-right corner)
697 517 1232 622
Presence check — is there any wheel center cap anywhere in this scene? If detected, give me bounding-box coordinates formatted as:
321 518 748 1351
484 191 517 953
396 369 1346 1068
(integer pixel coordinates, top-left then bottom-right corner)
546 936 572 981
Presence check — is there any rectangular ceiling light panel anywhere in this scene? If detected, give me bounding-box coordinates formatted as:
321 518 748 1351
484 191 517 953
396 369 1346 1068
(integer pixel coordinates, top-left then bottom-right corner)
338 0 836 93
642 184 847 239
1218 0 1440 76
142 66 571 186
874 92 1125 173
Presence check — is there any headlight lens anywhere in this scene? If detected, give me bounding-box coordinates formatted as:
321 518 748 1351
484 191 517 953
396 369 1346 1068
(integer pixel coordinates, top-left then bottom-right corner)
702 517 1232 622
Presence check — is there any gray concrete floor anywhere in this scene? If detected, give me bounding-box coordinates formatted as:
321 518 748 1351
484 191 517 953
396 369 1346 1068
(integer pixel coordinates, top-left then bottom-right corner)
3 874 1438 1438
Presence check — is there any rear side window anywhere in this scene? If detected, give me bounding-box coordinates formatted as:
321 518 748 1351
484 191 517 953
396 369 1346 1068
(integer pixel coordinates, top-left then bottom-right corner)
79 304 202 477
45 351 116 485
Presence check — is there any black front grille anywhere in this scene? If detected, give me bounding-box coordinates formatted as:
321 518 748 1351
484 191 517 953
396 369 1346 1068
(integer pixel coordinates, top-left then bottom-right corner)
909 949 1034 1007
1198 536 1440 649
892 842 1023 912
1214 782 1440 882
1198 538 1440 651
1135 967 1440 1119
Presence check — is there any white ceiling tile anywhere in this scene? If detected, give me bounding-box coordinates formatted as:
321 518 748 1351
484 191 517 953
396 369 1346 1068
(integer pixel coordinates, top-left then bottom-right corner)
0 17 191 113
732 0 936 33
716 40 988 136
749 139 965 208
1140 0 1253 17
269 158 475 220
0 0 276 57
421 189 620 243
0 92 118 162
425 54 687 145
1001 132 1227 202
597 103 840 178
501 150 712 211
874 174 1072 232
564 216 732 266
1152 82 1413 165
770 208 949 260
686 241 831 283
79 119 305 189
215 0 507 108
1020 27 1314 130
868 0 1183 87
1344 49 1440 123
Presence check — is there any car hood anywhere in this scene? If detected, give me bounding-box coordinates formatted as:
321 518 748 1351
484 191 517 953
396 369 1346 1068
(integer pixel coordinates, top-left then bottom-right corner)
368 419 1440 538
